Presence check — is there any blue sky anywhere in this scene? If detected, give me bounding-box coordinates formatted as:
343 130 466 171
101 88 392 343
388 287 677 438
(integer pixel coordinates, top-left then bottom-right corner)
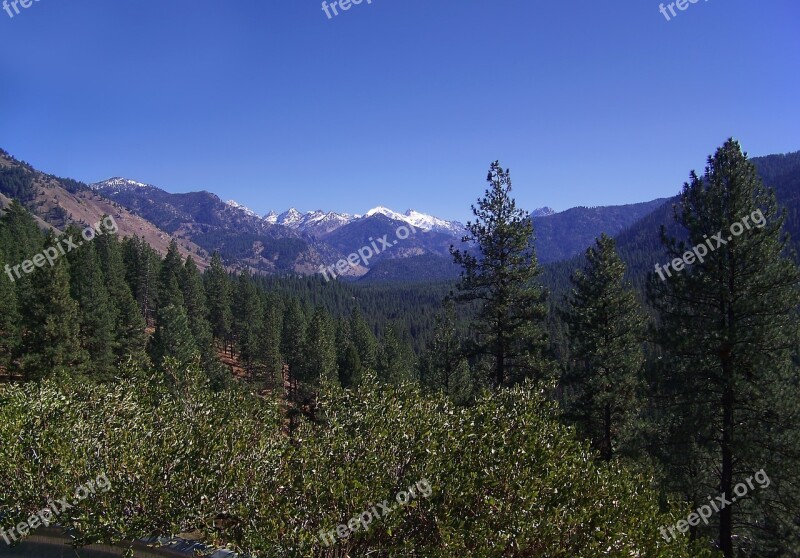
0 0 798 222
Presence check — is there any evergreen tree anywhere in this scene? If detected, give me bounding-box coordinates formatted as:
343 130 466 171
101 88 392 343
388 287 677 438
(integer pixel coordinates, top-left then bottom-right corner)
181 256 213 350
0 200 44 265
376 322 416 385
335 318 363 388
560 234 646 461
450 161 551 387
281 298 307 383
0 251 20 375
648 139 800 555
350 307 378 372
69 242 117 381
158 239 185 311
302 306 338 385
259 293 284 389
149 304 199 374
339 343 363 389
1 201 43 342
419 300 473 404
122 235 160 325
233 270 264 375
204 252 232 353
19 246 88 380
95 222 149 369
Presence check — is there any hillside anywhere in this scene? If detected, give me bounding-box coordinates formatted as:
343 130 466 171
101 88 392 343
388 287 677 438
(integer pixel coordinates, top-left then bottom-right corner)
0 150 207 264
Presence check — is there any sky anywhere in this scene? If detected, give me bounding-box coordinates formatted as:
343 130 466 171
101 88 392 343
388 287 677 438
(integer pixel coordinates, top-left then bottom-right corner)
0 0 798 223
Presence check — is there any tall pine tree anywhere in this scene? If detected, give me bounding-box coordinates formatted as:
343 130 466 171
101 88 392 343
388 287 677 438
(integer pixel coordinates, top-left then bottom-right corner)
451 161 552 388
204 252 233 353
419 300 473 404
560 234 646 461
19 243 88 380
69 241 116 381
649 139 800 555
302 305 338 385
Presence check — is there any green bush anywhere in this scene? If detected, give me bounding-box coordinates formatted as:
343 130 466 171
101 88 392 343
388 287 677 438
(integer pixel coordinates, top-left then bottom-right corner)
0 373 714 557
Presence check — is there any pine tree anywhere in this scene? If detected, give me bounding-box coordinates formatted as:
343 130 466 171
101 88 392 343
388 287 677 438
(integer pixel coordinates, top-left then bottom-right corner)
19 245 88 380
95 222 149 369
149 304 199 373
0 200 44 265
281 298 307 384
69 242 117 381
158 239 185 311
302 306 338 385
376 322 416 385
259 293 284 389
233 270 263 375
122 235 160 326
0 251 20 375
560 234 646 461
451 161 552 387
335 318 363 388
648 139 800 555
419 300 473 404
339 343 362 389
350 307 378 372
204 252 232 353
181 256 213 350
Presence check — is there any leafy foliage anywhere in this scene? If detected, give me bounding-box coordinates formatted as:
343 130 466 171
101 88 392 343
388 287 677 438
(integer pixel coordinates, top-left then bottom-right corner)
0 374 710 557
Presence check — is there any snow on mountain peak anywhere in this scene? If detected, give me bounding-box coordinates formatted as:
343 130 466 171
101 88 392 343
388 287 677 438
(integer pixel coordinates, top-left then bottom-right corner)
91 177 153 191
260 205 463 237
225 200 259 218
365 206 405 221
531 207 557 217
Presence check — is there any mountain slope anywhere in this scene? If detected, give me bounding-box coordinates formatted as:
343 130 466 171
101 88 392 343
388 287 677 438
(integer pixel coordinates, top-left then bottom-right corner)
0 150 206 264
531 199 669 264
91 178 344 275
604 150 800 290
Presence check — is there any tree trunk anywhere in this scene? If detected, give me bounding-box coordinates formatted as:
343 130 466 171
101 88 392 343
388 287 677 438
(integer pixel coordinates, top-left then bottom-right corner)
720 363 734 557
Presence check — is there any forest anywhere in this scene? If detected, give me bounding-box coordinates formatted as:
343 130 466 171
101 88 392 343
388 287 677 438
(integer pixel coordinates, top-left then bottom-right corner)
1 139 799 557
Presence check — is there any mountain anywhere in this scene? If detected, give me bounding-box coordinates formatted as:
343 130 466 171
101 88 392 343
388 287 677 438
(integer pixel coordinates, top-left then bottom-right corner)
581 150 800 293
364 207 466 237
531 199 669 264
531 207 556 217
262 206 465 238
268 208 359 237
0 151 206 263
324 213 456 265
225 199 260 219
12 145 796 284
91 178 344 275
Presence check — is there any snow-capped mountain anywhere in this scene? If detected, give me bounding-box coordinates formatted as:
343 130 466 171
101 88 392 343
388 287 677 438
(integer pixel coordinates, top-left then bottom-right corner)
531 206 557 217
90 177 155 193
400 209 465 237
225 200 259 219
263 208 359 236
364 207 465 236
264 206 464 237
